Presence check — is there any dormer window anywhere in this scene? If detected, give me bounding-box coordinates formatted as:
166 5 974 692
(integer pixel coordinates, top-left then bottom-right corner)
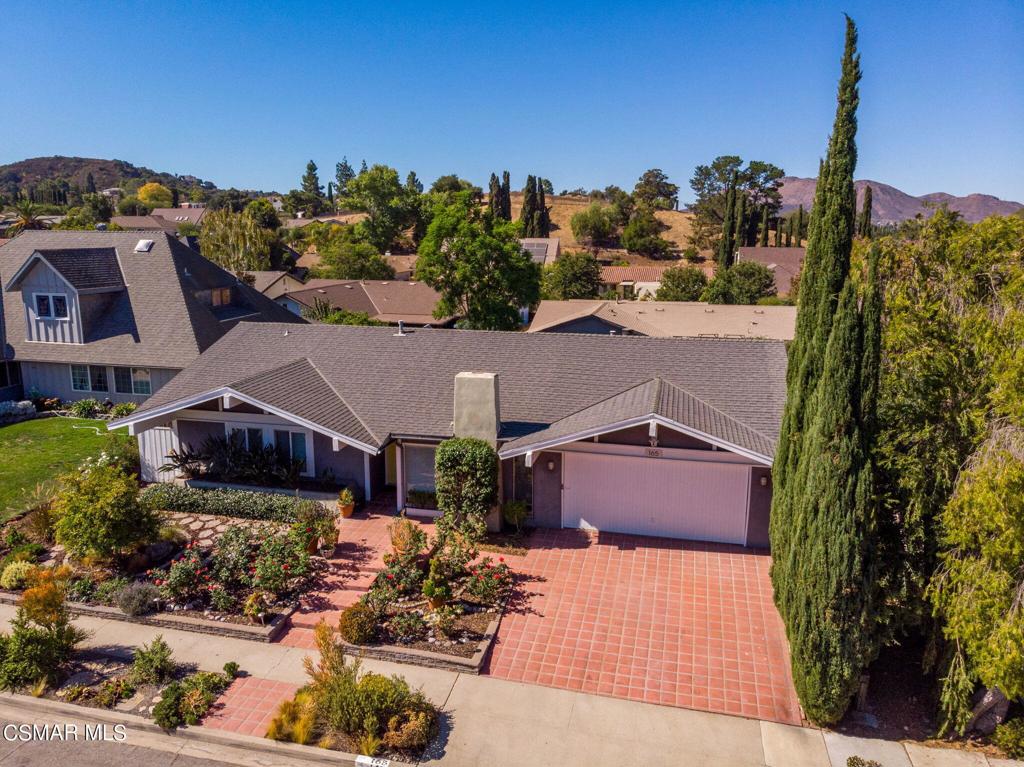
35 293 68 319
211 287 231 307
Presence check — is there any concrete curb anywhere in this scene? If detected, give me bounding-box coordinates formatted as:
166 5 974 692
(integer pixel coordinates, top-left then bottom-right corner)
0 691 416 767
0 590 296 643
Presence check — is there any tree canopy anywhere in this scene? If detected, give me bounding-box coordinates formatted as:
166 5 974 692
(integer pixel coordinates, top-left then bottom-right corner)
415 196 540 330
655 265 708 301
344 164 416 252
312 225 396 280
542 251 602 300
633 169 678 210
137 182 173 208
689 156 785 251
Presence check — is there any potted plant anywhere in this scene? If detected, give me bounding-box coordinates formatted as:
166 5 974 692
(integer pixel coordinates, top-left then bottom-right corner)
338 487 356 519
421 558 450 609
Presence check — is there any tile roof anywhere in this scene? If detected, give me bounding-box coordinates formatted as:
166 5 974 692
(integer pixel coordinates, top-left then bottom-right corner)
33 248 125 291
500 377 776 458
528 300 797 340
736 247 805 295
128 323 788 456
0 231 303 369
282 280 451 325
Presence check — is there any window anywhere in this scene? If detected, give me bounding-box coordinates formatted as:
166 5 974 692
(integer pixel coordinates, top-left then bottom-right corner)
211 288 231 307
404 445 437 492
274 429 308 469
229 427 265 450
114 367 152 395
71 364 107 392
34 293 68 319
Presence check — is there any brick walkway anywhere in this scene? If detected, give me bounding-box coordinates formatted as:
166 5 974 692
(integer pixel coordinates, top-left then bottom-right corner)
487 529 802 725
201 676 299 737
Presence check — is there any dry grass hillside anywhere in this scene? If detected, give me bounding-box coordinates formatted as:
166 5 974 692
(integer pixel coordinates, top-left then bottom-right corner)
509 193 698 265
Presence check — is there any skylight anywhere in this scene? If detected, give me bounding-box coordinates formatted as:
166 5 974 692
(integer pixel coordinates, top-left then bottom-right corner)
134 239 154 253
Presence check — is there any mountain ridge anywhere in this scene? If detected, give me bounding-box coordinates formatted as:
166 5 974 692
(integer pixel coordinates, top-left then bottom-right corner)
780 176 1022 223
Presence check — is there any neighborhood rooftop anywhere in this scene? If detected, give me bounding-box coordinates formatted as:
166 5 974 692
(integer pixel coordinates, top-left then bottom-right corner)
122 322 788 459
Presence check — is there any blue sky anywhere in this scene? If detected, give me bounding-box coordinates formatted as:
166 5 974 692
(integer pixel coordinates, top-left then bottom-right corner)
3 1 1022 202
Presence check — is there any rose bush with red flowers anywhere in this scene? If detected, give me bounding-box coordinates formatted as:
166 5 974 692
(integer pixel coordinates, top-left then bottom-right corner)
464 557 513 605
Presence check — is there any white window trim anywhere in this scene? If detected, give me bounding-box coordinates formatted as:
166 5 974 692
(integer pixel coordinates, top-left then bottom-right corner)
69 364 109 393
114 366 152 396
223 422 315 477
32 292 70 320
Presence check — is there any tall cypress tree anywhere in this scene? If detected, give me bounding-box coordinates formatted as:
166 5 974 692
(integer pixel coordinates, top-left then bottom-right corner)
520 175 538 236
537 179 550 237
795 204 805 246
770 16 871 725
326 181 334 207
759 206 770 246
86 172 96 194
857 185 873 238
732 190 746 252
717 175 736 269
488 173 502 218
500 171 512 220
774 217 783 247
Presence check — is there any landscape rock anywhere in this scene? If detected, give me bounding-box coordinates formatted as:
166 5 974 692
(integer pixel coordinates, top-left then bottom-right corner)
968 686 1009 735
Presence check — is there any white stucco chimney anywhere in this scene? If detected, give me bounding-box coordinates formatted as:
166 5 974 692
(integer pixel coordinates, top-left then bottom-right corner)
453 372 500 447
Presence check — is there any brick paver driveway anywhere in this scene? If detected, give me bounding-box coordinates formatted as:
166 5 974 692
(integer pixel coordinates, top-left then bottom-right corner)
487 529 802 725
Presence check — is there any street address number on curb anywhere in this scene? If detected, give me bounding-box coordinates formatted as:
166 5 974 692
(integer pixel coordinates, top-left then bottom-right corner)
355 756 390 767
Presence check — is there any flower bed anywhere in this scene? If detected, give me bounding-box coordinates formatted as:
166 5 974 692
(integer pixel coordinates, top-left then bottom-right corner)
333 518 512 668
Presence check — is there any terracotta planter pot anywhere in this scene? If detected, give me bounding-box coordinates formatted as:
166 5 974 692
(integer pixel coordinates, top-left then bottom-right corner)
427 595 447 610
339 502 355 519
306 537 319 555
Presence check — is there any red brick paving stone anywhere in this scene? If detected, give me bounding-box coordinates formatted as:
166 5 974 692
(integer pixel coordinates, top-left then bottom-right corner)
486 528 802 725
202 676 299 738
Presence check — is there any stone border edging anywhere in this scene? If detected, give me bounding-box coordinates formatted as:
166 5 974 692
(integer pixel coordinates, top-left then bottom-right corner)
0 691 416 767
333 602 504 674
0 589 296 643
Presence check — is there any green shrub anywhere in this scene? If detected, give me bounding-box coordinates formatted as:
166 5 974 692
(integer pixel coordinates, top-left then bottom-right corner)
0 562 37 590
160 546 206 602
209 585 236 613
266 690 317 744
140 485 298 523
65 576 96 603
153 681 184 730
501 501 530 534
293 500 337 547
94 576 132 605
994 719 1024 759
53 464 161 559
211 525 259 588
130 635 174 685
152 668 235 730
115 581 160 616
110 402 137 418
434 438 497 543
223 661 240 679
339 603 377 645
2 527 27 549
464 557 513 605
388 612 426 642
0 605 85 689
384 709 436 750
250 532 310 595
68 398 103 418
95 677 135 708
846 758 881 767
0 543 46 572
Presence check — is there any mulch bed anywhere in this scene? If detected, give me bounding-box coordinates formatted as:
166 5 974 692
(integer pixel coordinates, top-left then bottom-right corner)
388 600 496 659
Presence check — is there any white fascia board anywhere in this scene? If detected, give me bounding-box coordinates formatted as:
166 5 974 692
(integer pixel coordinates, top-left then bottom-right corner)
498 414 772 466
109 385 380 455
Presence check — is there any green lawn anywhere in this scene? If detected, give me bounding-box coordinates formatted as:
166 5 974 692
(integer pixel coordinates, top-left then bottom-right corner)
0 417 130 519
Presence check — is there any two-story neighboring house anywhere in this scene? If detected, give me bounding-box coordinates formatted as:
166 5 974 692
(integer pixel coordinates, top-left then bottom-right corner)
0 231 304 404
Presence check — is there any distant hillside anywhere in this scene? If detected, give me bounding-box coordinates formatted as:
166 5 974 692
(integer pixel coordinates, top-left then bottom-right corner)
0 156 218 197
780 176 1023 224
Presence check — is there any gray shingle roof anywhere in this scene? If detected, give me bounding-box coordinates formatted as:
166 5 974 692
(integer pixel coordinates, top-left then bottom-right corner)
0 231 303 369
500 377 776 458
33 248 125 291
130 323 788 456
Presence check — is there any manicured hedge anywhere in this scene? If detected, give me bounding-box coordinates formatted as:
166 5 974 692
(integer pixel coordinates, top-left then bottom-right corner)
141 484 300 522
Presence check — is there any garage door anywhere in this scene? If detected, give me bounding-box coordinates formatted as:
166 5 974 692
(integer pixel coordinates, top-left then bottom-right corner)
562 451 751 544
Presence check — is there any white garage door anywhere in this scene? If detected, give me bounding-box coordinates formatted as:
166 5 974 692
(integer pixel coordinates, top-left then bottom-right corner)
562 451 751 544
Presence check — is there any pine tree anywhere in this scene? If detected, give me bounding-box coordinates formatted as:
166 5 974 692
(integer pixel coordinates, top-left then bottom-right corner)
405 171 423 194
857 185 873 238
717 176 736 269
759 206 770 246
500 171 512 220
520 175 538 237
488 173 502 218
335 157 355 196
359 160 368 175
301 160 323 197
770 16 871 724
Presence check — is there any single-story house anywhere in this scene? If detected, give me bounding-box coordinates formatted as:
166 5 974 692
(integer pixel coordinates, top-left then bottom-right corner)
0 231 303 404
109 215 183 235
528 300 796 340
519 238 560 266
277 280 455 327
245 270 308 299
735 246 805 297
110 324 785 547
599 263 715 299
150 204 208 228
385 254 418 280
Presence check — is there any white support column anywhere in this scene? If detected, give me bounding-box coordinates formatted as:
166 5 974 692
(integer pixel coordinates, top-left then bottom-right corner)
363 452 372 502
525 450 534 468
395 442 404 512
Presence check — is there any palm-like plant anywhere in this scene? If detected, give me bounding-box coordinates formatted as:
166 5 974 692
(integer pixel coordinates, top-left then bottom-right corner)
8 200 47 234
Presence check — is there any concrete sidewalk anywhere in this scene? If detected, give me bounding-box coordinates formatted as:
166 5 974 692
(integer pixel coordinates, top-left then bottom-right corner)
1 604 1018 767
